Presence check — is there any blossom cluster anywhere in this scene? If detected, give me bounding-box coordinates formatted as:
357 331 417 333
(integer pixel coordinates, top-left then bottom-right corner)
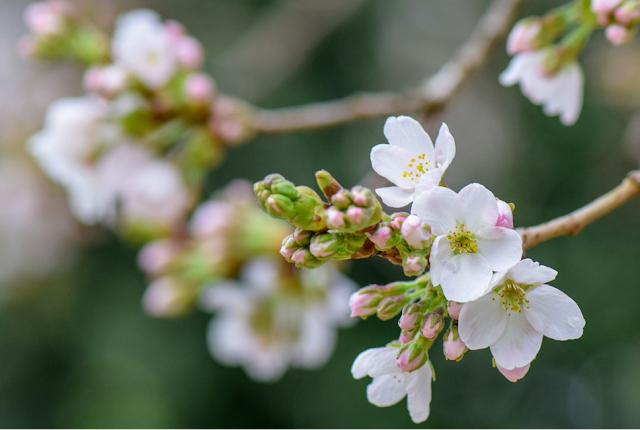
501 0 640 126
257 116 586 423
137 180 356 381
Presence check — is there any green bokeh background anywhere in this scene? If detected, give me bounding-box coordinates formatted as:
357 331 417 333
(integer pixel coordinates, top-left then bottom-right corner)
1 0 640 427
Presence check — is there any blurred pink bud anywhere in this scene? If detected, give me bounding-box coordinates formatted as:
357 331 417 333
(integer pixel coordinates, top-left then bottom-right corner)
507 20 541 55
495 199 514 229
444 330 467 360
84 66 128 96
175 35 204 69
401 214 430 249
142 277 191 318
346 207 364 224
420 313 442 339
399 310 419 330
605 24 635 45
403 254 427 276
400 330 414 345
447 301 463 320
164 20 185 43
591 0 623 14
397 348 425 373
25 2 65 35
17 35 36 58
137 239 180 276
351 188 368 206
291 249 307 265
326 208 345 229
367 225 393 249
189 201 234 238
184 73 216 102
614 2 640 24
497 363 530 382
390 215 406 231
348 290 381 318
210 118 245 143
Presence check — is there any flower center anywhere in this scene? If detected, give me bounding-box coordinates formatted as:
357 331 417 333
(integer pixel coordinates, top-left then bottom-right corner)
447 223 477 254
495 283 529 316
402 153 434 183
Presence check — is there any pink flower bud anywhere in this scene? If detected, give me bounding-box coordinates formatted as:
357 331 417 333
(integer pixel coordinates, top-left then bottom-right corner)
507 20 542 55
346 207 364 224
367 225 393 249
164 20 185 43
280 236 298 260
330 191 351 209
390 215 406 231
447 301 463 320
397 348 425 373
497 363 530 382
309 234 338 258
614 2 640 24
349 290 381 318
399 311 419 331
444 329 467 360
403 253 427 277
496 199 514 229
351 188 368 206
591 0 623 14
24 2 65 35
175 35 204 69
326 207 345 229
142 277 192 318
400 330 414 345
420 313 442 339
605 24 635 45
84 65 128 97
184 73 216 103
189 201 234 238
291 248 308 265
401 214 430 249
137 239 180 276
210 118 245 143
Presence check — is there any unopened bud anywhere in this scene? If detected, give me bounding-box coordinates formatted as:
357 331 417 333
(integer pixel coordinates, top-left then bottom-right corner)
351 187 369 206
390 213 407 231
293 228 313 245
507 19 542 55
401 214 431 249
403 252 428 277
605 24 636 45
447 301 464 320
280 235 299 260
346 206 365 224
400 329 414 345
309 233 341 258
377 295 411 320
137 239 181 276
25 1 66 35
84 65 128 97
184 73 216 103
496 199 514 229
331 190 351 210
290 248 323 268
421 312 443 339
591 0 624 14
175 35 204 69
397 345 426 373
399 303 422 330
326 207 345 229
366 224 397 250
614 1 640 24
349 290 382 318
142 277 193 318
266 194 293 217
443 326 467 361
497 363 531 382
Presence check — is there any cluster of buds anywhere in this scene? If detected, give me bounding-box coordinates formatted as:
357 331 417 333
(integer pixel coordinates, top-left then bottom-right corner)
592 0 640 45
280 228 367 269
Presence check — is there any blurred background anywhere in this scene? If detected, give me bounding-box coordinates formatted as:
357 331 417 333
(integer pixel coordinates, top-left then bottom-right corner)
1 0 640 427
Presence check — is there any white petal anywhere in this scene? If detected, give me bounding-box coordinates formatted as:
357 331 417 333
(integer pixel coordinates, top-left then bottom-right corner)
524 285 585 340
456 183 499 231
558 64 584 126
375 186 414 208
351 347 399 379
428 236 453 287
413 168 443 196
198 282 249 313
410 186 457 235
406 364 433 423
505 258 557 286
499 52 539 86
370 144 415 188
383 116 434 159
458 291 508 349
293 312 337 368
241 256 279 293
366 373 407 407
440 253 492 302
433 123 456 171
490 311 543 370
476 226 523 271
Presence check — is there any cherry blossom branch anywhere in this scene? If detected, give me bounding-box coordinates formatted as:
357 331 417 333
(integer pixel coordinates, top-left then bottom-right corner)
518 170 640 249
250 0 523 134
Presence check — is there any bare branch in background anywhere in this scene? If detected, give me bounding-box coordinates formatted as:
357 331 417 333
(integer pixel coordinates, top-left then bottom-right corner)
251 0 522 134
518 170 640 249
214 0 369 102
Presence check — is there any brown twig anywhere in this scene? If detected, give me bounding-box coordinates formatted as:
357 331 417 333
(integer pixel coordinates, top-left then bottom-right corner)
517 170 640 249
250 0 523 134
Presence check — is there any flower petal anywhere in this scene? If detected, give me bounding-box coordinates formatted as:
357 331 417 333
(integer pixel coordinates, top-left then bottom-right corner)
411 186 457 235
383 116 434 159
370 144 415 188
558 64 584 126
406 364 433 423
428 236 453 287
456 183 499 231
476 226 523 271
506 258 557 286
524 285 585 340
440 253 492 302
351 347 399 379
434 123 456 171
490 311 543 370
458 291 508 349
366 373 408 407
375 186 414 208
413 168 443 196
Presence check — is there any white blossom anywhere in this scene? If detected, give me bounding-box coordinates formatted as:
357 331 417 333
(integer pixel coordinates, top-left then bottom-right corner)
351 346 433 423
458 258 585 371
201 257 356 382
111 9 176 89
500 51 584 126
371 116 455 208
412 183 523 303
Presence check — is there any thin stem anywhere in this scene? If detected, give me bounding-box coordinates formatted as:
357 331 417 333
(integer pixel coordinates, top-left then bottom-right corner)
250 0 523 134
517 170 640 249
